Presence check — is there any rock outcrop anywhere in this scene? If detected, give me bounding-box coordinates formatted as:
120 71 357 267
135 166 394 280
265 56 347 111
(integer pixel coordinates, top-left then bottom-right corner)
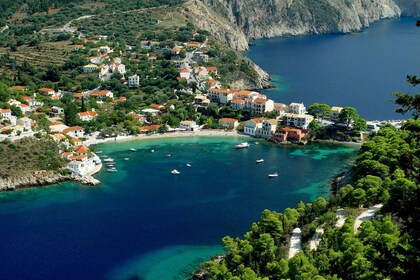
0 170 100 191
187 0 420 50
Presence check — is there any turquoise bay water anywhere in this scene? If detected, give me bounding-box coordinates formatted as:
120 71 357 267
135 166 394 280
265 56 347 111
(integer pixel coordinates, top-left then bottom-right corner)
246 17 420 120
0 137 358 279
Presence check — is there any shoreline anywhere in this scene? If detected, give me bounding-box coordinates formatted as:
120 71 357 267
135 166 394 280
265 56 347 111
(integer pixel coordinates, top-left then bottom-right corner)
84 130 250 147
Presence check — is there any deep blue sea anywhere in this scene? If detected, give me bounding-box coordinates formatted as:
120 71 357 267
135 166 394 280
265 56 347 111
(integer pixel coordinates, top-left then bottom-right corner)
246 17 420 120
0 137 358 279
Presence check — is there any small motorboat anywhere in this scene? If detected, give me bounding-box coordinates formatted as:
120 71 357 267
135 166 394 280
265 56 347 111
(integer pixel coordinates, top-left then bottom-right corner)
235 142 250 149
171 169 180 175
107 168 117 172
151 149 155 153
166 154 171 157
124 158 129 161
103 158 114 162
186 163 191 167
255 142 259 145
268 172 278 178
129 148 136 152
106 162 115 166
96 151 103 154
256 159 264 163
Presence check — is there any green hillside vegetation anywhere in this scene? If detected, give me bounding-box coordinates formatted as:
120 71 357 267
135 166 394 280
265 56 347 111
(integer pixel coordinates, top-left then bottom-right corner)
201 113 419 279
0 137 66 178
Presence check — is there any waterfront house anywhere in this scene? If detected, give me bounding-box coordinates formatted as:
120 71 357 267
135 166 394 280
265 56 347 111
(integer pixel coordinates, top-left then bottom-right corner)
218 118 239 129
244 118 267 136
331 106 343 122
63 126 85 138
283 113 314 129
287 102 306 114
139 125 161 133
77 111 97 122
251 98 274 115
256 119 277 138
273 127 309 142
179 120 199 131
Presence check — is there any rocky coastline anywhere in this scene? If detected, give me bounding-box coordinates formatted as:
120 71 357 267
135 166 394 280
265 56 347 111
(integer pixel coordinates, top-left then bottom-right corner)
0 170 100 192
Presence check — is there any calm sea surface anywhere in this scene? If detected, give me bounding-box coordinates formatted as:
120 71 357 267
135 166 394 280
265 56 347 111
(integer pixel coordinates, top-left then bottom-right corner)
246 17 420 120
0 137 358 279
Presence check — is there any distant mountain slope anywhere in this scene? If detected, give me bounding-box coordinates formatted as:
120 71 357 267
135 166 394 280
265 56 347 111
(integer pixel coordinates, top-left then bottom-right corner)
187 0 420 50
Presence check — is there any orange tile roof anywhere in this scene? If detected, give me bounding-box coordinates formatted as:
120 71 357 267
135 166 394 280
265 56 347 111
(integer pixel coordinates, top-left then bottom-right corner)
250 118 267 124
39 87 53 93
231 99 245 104
139 125 161 132
219 118 238 123
74 145 89 154
211 88 236 94
63 126 84 135
11 86 26 91
205 66 217 71
71 137 81 143
178 68 190 73
79 111 97 117
0 109 11 113
254 98 268 104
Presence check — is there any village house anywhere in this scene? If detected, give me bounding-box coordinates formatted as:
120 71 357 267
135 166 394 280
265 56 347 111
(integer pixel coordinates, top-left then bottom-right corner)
72 45 86 51
218 118 239 129
287 102 306 114
255 119 277 138
331 106 343 122
231 99 245 110
207 79 221 89
208 88 236 104
110 61 126 75
185 41 201 50
10 86 27 91
192 52 209 62
63 126 85 138
22 96 37 107
179 120 199 131
273 103 287 115
17 117 33 131
128 74 140 87
141 108 161 116
194 95 210 107
273 127 309 142
91 90 113 99
39 87 55 97
0 108 12 121
49 122 69 133
243 118 267 136
150 104 165 111
172 46 182 55
139 125 161 134
77 111 97 122
282 113 314 129
83 64 98 73
99 46 112 54
252 98 274 115
67 156 97 176
16 103 31 115
50 133 67 143
178 68 191 80
49 106 64 117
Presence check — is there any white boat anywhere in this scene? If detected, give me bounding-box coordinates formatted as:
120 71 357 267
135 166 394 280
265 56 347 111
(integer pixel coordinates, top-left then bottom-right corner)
129 148 136 152
103 158 114 162
256 159 264 163
107 168 117 172
235 142 250 149
166 154 171 157
96 151 103 154
124 158 129 161
151 149 155 153
186 163 191 167
171 169 180 175
268 172 278 178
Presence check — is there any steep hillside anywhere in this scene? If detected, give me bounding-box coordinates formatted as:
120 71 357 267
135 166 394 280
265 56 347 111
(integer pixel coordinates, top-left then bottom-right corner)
187 0 420 50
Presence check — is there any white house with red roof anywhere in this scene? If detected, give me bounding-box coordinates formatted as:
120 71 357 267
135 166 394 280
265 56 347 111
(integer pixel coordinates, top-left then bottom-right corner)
0 108 12 121
77 111 97 122
178 68 191 80
256 119 277 138
16 103 31 115
39 87 55 96
208 88 236 104
63 126 85 138
218 118 239 129
244 118 267 136
251 98 274 115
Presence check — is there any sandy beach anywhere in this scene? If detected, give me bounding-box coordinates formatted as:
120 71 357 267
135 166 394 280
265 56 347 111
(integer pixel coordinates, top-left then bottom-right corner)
84 129 250 147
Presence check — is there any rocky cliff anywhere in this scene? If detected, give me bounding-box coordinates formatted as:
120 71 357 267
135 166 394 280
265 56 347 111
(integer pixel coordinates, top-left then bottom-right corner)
0 170 100 191
186 0 420 50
